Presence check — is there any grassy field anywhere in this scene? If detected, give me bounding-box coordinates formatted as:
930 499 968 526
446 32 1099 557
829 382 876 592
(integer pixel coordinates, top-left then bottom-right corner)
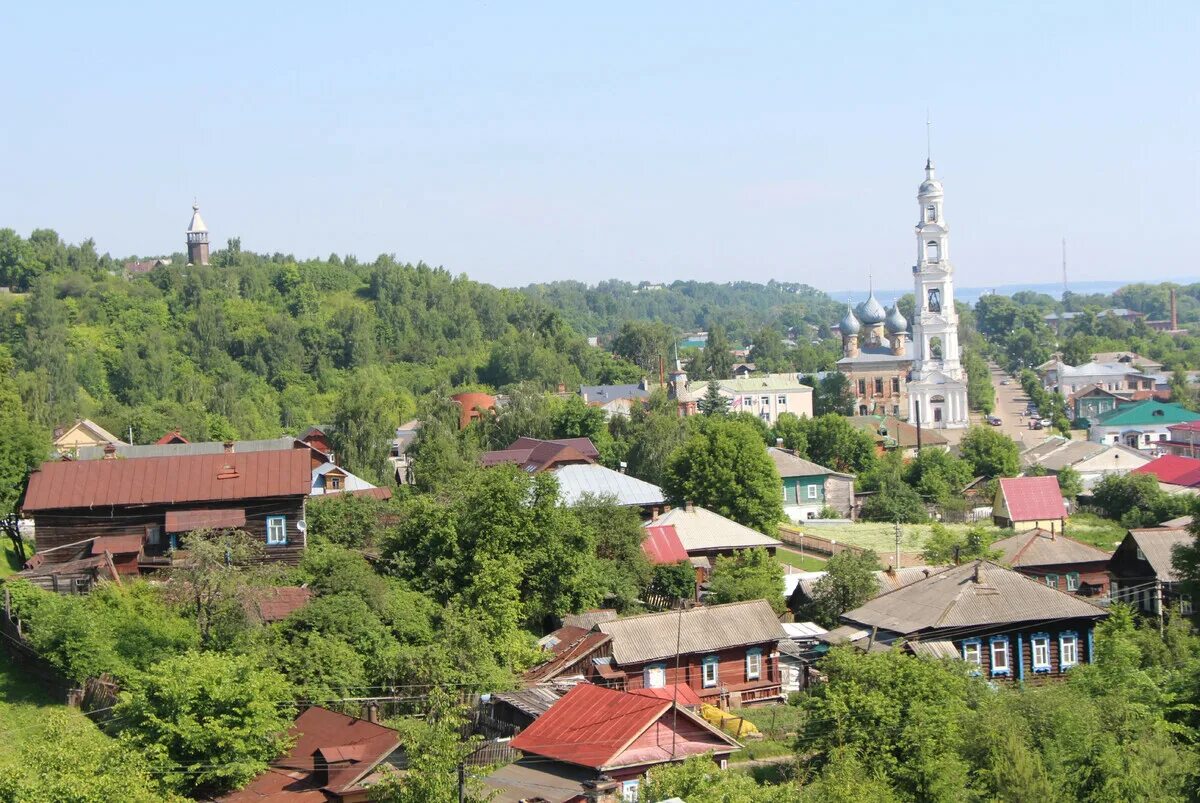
0 540 28 578
783 521 1007 556
1063 513 1128 550
775 547 827 572
724 704 804 765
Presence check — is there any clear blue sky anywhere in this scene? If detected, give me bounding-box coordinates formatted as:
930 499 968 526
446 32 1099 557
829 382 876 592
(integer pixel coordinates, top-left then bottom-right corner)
2 2 1196 291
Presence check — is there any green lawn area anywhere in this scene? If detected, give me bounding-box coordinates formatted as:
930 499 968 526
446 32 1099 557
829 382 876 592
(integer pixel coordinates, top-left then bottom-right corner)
724 704 804 765
0 539 29 578
1063 513 1128 550
783 521 1008 556
775 547 827 571
0 653 98 757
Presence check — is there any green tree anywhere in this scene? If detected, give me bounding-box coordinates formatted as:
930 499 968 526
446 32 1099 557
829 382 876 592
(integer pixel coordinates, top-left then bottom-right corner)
332 366 402 485
664 418 784 533
706 547 786 613
0 348 49 515
858 478 928 523
1055 464 1084 501
698 378 730 416
959 425 1020 479
796 413 877 474
703 324 735 379
644 753 797 802
115 651 294 795
804 550 880 627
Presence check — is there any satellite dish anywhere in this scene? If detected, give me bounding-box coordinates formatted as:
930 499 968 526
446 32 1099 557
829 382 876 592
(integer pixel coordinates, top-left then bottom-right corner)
295 520 307 532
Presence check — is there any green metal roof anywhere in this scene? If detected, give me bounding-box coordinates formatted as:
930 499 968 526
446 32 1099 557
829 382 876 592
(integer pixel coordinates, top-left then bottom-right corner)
1094 400 1200 427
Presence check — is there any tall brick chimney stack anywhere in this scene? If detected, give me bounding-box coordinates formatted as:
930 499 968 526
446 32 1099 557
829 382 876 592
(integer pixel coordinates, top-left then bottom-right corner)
1171 288 1178 331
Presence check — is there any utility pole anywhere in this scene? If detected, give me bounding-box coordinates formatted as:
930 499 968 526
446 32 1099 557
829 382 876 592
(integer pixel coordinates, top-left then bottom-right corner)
894 519 902 571
1155 579 1164 635
671 600 683 758
458 762 466 803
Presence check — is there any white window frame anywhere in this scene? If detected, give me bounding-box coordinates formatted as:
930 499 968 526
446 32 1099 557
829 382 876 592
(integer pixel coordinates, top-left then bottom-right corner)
621 779 639 803
1030 633 1051 672
989 636 1010 676
806 483 819 500
962 639 982 668
761 395 770 407
1182 595 1194 616
1065 572 1080 592
1044 574 1058 589
778 395 787 405
266 516 288 546
1059 632 1079 668
644 663 666 689
745 648 762 681
702 654 719 688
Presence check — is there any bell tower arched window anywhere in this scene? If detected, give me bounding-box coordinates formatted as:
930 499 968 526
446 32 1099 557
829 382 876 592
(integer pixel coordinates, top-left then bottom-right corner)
926 240 940 261
926 204 937 222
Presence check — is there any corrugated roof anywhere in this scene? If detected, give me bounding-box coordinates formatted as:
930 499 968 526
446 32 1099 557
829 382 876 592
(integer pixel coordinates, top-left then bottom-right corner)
1095 400 1200 427
998 476 1066 522
70 437 312 461
645 506 780 553
551 463 665 507
1132 455 1200 488
598 600 785 666
1127 528 1192 582
89 534 144 555
792 566 936 601
510 684 738 770
629 684 703 706
641 525 689 564
847 415 949 448
24 450 312 512
767 447 848 478
992 529 1111 567
494 687 569 718
481 437 599 472
579 384 652 403
689 374 814 394
841 561 1106 635
525 630 613 683
562 609 617 629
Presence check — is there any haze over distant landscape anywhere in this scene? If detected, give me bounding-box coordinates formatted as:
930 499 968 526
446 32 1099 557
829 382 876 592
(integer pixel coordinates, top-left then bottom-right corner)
2 3 1197 291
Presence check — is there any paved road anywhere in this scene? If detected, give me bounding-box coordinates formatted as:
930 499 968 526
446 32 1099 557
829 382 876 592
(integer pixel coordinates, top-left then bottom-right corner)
987 363 1047 449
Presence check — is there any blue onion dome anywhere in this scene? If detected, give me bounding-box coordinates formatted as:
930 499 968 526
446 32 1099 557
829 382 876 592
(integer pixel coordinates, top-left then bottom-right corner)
840 304 861 335
857 292 886 325
885 303 908 334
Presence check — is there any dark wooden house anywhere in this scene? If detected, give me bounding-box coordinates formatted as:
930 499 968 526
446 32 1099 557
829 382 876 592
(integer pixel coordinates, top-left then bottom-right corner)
22 449 312 569
831 560 1108 683
991 528 1113 597
1109 527 1195 616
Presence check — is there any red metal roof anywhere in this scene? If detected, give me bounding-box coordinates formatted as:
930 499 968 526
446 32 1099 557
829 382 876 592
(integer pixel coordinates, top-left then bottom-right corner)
155 431 190 444
246 587 314 623
164 508 247 533
1132 455 1200 487
89 535 145 556
998 476 1066 522
629 684 703 706
641 525 688 564
511 684 671 769
224 706 400 801
481 437 599 472
23 450 312 512
1168 421 1200 434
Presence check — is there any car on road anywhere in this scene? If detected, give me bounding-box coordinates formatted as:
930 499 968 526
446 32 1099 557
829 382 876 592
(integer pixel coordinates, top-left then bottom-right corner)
1039 418 1053 428
986 415 1002 426
1030 420 1044 430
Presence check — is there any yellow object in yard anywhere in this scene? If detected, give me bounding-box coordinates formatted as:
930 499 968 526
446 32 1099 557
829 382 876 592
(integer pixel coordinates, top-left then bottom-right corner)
700 703 760 738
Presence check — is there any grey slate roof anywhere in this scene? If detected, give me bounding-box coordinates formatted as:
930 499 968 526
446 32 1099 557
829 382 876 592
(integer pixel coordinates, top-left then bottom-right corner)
992 529 1112 568
597 600 786 665
767 447 850 479
646 506 780 553
551 463 666 507
841 560 1106 635
579 384 651 404
792 566 936 601
561 609 617 629
1127 528 1193 582
493 687 568 719
71 437 306 460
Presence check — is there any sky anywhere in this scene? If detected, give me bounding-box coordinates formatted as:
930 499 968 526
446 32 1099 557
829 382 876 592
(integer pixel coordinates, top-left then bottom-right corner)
1 2 1197 292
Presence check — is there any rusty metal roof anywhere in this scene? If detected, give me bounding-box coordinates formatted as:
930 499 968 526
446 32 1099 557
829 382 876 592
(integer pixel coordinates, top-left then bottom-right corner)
23 450 312 512
641 525 688 564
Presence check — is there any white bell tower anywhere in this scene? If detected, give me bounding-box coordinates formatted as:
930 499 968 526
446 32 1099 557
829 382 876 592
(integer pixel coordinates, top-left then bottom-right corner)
908 158 969 429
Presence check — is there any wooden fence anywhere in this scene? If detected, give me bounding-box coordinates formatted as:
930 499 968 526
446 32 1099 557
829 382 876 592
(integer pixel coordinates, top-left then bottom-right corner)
0 591 84 706
776 528 869 559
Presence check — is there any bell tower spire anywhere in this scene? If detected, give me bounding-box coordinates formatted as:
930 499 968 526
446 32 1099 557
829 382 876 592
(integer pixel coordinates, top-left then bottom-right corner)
186 202 210 266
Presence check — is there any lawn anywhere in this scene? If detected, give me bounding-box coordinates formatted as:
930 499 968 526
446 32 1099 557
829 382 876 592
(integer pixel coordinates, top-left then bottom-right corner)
775 547 826 572
783 521 1008 557
0 539 29 578
724 704 804 765
1063 513 1128 550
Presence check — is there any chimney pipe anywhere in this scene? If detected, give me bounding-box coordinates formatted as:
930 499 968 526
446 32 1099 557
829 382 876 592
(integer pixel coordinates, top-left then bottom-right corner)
102 443 117 460
973 561 983 584
776 437 784 448
1171 288 1178 331
363 702 379 724
685 500 694 513
223 440 235 453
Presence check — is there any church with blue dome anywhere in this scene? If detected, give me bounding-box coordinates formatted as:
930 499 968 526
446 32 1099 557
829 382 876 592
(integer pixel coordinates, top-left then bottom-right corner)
835 158 969 429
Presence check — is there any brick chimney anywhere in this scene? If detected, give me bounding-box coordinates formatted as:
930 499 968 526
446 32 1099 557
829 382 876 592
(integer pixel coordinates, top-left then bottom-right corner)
973 561 984 584
223 440 235 453
102 443 117 460
363 702 379 724
685 500 694 513
1171 288 1178 331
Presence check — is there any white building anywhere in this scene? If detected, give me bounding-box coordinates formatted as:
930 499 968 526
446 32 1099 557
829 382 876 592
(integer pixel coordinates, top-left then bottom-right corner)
906 160 969 429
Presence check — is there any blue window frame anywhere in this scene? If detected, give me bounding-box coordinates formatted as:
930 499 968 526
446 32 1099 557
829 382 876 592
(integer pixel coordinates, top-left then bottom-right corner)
961 638 983 673
989 636 1011 676
1030 632 1051 672
702 654 719 688
644 663 666 689
1044 574 1059 589
745 647 762 680
1059 631 1079 668
266 516 287 545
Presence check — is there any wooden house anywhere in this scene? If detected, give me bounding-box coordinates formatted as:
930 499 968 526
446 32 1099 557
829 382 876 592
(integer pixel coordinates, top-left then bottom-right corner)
1109 527 1195 616
223 706 401 802
483 684 740 803
993 476 1067 531
52 419 123 453
831 560 1108 683
587 600 787 707
21 449 313 569
768 446 855 521
991 528 1112 597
